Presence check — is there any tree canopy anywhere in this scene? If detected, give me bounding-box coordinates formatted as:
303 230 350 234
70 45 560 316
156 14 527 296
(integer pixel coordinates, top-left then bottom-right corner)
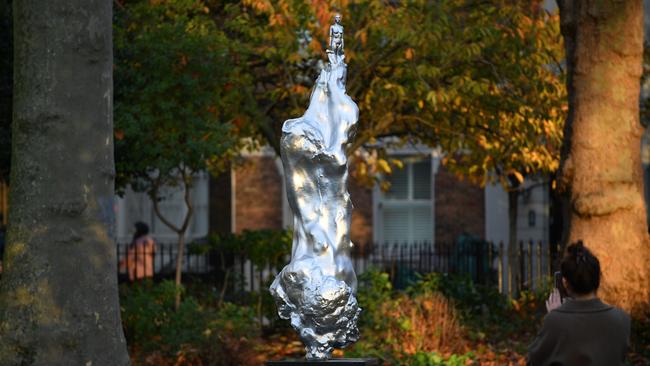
116 0 566 192
2 0 567 192
226 0 566 188
113 0 260 302
114 0 254 195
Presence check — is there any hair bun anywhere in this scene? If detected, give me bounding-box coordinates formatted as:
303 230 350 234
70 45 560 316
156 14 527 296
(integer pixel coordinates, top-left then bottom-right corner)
560 240 601 294
568 240 586 262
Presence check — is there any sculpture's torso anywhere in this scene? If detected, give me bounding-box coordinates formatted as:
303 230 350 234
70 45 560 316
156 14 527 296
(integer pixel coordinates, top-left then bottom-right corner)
330 23 344 54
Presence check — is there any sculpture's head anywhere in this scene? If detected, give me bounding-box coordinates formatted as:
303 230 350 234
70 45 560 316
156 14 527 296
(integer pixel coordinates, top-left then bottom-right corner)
334 14 341 24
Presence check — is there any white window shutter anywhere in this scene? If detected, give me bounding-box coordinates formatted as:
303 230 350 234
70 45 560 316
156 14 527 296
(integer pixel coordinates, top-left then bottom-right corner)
382 206 412 243
377 157 434 244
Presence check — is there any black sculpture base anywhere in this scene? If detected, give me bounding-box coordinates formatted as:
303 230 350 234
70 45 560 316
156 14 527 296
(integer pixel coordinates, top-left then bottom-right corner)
266 358 379 366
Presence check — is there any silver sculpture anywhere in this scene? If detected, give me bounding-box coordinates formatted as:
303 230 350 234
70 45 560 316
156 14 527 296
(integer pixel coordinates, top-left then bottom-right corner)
269 14 361 360
329 14 344 60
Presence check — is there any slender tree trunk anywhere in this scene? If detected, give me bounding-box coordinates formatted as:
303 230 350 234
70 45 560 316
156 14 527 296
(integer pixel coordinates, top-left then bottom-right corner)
151 201 190 310
151 174 193 309
0 1 130 365
507 189 520 296
174 232 185 308
558 0 650 315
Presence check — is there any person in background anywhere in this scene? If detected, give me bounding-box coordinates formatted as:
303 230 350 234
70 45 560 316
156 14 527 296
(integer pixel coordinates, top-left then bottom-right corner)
527 240 631 366
119 221 156 282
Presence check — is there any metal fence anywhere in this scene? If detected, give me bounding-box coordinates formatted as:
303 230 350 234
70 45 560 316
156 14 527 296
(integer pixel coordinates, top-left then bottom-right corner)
351 240 556 293
351 241 496 289
116 242 213 282
116 240 558 295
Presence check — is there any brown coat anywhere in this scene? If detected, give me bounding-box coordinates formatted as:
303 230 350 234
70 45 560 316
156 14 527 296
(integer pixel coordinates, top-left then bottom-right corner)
527 298 630 366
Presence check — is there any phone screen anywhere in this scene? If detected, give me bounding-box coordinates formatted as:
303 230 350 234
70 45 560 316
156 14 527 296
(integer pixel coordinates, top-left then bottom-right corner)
554 271 568 299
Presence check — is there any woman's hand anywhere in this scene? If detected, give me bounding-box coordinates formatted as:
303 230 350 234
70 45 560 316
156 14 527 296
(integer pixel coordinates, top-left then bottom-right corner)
545 289 563 313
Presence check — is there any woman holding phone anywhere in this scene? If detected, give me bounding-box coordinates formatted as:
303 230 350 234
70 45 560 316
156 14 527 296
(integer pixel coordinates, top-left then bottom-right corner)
527 241 631 366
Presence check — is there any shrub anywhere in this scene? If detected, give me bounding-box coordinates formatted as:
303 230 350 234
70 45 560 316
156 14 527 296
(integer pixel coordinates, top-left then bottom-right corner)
189 228 292 328
348 270 468 364
404 351 475 366
410 271 555 344
407 272 510 325
382 292 467 356
350 269 558 364
355 269 393 333
120 281 260 365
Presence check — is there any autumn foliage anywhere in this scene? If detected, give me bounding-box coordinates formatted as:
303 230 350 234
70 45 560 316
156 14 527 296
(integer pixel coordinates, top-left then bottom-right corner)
381 292 467 356
233 0 566 189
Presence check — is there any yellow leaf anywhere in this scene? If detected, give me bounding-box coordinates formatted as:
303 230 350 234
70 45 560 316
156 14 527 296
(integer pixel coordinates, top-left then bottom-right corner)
404 48 414 60
511 298 521 312
513 171 524 183
355 30 368 46
417 100 424 109
309 38 322 53
391 159 404 169
377 159 392 174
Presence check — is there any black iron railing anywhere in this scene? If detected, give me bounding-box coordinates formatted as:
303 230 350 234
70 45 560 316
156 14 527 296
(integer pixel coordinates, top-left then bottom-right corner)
115 239 557 295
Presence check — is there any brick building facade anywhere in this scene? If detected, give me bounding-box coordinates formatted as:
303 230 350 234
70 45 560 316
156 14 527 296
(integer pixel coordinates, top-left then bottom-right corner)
434 167 485 243
209 153 484 245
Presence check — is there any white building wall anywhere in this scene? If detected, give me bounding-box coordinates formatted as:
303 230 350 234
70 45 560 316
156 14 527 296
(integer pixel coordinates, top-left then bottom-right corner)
115 172 210 243
484 179 550 293
516 182 550 243
485 184 509 244
485 180 550 245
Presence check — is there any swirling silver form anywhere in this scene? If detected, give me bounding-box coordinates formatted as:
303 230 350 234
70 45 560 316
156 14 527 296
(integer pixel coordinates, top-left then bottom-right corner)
269 15 360 360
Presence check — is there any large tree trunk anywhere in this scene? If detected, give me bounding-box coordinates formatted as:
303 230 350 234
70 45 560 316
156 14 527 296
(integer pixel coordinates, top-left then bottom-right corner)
0 1 130 365
558 0 650 315
0 0 12 183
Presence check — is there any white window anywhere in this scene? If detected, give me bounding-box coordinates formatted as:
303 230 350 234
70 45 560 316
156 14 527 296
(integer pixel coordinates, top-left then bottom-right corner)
115 172 210 243
374 158 434 244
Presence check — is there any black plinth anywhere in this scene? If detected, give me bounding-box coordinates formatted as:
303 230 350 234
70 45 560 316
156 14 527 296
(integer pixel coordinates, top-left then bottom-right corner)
266 358 379 366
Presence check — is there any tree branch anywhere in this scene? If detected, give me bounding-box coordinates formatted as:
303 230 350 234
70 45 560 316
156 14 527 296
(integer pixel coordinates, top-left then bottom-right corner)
151 181 182 234
179 167 194 233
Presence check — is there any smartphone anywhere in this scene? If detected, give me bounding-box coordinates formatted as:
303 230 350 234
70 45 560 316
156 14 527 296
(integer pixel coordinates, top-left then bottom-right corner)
554 271 568 300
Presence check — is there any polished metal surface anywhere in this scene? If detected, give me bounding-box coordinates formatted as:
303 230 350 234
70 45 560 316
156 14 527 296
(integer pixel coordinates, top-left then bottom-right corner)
329 14 344 60
269 15 360 360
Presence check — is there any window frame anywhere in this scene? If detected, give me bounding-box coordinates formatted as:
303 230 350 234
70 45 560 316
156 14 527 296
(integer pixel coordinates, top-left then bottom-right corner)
373 152 439 245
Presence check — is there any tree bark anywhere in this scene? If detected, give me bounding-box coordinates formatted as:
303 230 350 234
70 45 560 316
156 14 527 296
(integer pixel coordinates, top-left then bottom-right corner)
174 232 186 308
558 0 650 315
0 1 130 365
0 0 12 183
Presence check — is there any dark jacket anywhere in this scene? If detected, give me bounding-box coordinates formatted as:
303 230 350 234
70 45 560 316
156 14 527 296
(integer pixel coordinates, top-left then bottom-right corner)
527 298 630 366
